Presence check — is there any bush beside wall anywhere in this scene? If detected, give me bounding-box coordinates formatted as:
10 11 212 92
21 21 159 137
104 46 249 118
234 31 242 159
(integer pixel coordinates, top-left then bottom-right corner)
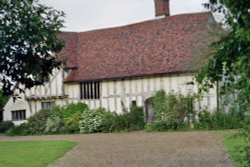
0 121 14 133
6 103 145 135
78 106 145 134
5 90 246 135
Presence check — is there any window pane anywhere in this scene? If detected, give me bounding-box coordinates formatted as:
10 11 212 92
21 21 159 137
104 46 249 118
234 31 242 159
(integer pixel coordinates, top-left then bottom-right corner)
80 82 100 100
11 110 26 120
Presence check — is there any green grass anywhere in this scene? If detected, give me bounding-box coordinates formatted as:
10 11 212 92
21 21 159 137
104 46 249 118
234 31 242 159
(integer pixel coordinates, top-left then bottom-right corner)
224 132 250 167
0 141 76 167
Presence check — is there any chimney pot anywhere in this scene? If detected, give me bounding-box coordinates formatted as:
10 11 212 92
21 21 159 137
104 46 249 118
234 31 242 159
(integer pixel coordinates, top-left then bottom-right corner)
154 0 170 17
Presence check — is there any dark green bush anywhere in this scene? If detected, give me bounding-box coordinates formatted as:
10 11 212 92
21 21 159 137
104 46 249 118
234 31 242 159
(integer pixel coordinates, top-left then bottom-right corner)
0 121 14 133
64 111 82 133
63 103 88 118
49 106 65 119
195 110 243 130
120 106 145 131
27 109 51 134
145 122 169 132
99 111 120 133
6 123 30 136
151 90 195 131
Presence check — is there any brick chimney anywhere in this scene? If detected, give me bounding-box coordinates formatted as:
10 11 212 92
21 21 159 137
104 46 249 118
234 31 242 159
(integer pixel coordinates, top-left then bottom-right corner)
154 0 170 17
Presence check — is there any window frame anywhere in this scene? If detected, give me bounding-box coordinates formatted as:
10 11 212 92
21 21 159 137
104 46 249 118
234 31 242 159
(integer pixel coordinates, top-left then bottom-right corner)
11 110 26 121
41 101 55 110
80 82 100 100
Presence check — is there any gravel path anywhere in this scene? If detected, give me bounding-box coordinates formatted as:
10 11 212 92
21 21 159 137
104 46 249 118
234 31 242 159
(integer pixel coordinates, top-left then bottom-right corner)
0 131 232 167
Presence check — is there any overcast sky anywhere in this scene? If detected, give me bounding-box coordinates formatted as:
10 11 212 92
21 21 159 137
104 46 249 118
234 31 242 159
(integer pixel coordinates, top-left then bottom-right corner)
40 0 209 32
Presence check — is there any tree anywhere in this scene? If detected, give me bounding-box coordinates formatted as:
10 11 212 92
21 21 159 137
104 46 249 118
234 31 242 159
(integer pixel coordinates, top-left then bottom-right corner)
197 0 250 104
0 0 65 96
0 89 7 109
197 0 250 166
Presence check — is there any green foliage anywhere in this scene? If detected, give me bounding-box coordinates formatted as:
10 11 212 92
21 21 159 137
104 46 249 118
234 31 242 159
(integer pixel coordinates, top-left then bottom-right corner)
79 106 145 133
0 0 65 96
152 90 168 118
145 122 169 132
63 103 88 118
27 109 51 134
198 0 250 102
198 1 250 166
41 103 88 134
152 90 195 131
45 116 64 134
48 106 65 119
97 111 119 133
64 111 82 133
6 123 31 136
224 132 250 167
238 115 250 166
119 106 145 131
79 108 108 133
0 120 14 133
0 90 7 109
195 110 243 130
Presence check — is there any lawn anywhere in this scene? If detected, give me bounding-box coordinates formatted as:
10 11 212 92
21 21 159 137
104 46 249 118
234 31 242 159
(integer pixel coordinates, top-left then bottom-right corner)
0 141 76 167
224 132 250 167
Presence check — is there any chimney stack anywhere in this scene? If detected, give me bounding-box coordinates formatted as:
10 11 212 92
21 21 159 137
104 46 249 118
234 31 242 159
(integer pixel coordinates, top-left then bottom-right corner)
154 0 170 17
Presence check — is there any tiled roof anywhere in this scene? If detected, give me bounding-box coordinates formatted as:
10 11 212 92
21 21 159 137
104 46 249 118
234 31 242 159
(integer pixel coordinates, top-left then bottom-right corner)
57 32 78 68
58 12 220 83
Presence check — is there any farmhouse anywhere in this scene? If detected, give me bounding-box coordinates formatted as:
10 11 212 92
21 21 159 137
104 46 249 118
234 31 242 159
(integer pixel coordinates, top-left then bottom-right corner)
3 0 220 125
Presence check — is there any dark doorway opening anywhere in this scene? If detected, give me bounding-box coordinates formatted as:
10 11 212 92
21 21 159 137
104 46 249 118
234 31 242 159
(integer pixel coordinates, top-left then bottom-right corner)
145 98 154 123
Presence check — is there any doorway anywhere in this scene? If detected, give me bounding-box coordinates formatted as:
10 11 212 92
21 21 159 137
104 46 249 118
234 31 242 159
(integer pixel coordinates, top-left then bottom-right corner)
145 98 154 123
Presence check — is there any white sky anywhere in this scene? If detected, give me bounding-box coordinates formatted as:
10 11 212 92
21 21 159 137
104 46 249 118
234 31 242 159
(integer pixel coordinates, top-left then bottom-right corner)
40 0 209 32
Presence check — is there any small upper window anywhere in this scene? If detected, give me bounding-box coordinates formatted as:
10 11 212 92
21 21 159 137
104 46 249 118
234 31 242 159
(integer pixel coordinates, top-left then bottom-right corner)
80 82 100 99
11 110 26 121
131 100 137 106
41 101 55 110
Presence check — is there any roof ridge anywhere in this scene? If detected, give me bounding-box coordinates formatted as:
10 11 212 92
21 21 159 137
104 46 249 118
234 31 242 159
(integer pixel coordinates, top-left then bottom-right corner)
63 12 212 34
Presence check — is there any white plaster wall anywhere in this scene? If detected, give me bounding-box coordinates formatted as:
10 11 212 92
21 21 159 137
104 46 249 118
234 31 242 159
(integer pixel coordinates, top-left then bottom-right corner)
65 74 217 113
3 93 31 125
3 73 218 123
26 69 64 98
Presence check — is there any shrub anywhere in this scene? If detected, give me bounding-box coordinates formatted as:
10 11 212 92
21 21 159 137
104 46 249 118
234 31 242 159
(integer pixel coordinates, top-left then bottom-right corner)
152 90 195 131
79 106 145 133
6 123 30 136
100 112 121 133
49 106 65 119
45 116 64 134
63 103 88 118
0 121 14 133
195 110 212 129
145 122 169 132
195 110 243 130
64 111 82 133
119 106 145 131
27 109 51 134
79 108 107 133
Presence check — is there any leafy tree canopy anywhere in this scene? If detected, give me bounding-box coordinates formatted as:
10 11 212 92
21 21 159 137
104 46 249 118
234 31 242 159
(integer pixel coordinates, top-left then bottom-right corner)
0 89 7 109
197 0 250 106
0 0 65 96
197 1 250 166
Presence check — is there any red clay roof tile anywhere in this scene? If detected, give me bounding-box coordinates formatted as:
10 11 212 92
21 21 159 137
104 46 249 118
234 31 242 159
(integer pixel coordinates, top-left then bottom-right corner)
58 12 220 83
